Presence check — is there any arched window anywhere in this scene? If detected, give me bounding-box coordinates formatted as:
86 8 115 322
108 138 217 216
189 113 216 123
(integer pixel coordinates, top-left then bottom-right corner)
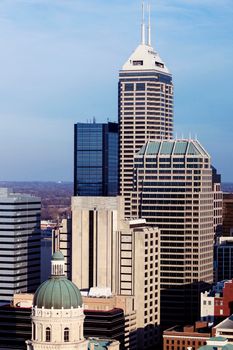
45 327 51 342
64 327 69 342
32 323 36 340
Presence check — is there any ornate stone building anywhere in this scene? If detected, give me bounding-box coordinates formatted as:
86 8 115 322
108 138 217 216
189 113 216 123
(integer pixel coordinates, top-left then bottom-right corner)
26 251 88 350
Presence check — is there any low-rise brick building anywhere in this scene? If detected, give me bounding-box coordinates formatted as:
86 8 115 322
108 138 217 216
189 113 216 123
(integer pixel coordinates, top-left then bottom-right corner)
163 321 212 350
201 279 233 323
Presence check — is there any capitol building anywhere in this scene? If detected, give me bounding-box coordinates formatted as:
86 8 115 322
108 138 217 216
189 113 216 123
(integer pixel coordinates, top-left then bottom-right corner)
26 252 119 350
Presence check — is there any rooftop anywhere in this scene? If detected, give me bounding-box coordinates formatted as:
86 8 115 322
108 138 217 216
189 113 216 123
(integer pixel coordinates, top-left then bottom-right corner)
214 314 233 330
164 322 211 335
121 43 170 74
199 346 233 350
88 338 120 350
0 187 40 202
137 139 210 157
121 3 170 75
199 337 233 350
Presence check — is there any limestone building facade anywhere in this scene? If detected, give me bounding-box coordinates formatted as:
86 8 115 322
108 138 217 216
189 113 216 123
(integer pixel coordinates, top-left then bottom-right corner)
118 7 173 217
71 196 161 348
26 251 88 350
131 139 214 325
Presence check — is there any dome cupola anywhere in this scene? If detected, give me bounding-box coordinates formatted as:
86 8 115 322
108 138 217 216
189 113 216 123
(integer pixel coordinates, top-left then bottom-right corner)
33 251 83 309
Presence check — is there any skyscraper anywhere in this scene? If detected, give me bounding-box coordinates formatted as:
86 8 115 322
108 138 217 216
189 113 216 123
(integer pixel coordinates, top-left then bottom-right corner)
119 4 173 216
71 196 161 348
74 121 118 196
0 188 41 304
131 139 214 325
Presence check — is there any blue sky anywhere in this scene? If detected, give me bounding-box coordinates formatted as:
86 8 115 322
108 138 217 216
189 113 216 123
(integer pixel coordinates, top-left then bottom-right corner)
0 0 232 181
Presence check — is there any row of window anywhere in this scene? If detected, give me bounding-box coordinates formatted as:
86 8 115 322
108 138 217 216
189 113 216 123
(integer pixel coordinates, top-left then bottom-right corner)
33 325 70 342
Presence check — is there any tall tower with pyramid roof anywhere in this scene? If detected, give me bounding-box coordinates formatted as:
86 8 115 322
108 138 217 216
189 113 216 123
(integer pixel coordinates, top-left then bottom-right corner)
119 3 173 217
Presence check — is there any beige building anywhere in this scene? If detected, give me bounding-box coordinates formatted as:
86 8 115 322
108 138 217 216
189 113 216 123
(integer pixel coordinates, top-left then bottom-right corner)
119 9 173 217
83 293 137 350
212 167 223 238
53 218 72 278
72 196 123 291
12 293 33 308
131 139 214 326
71 196 161 348
115 220 161 349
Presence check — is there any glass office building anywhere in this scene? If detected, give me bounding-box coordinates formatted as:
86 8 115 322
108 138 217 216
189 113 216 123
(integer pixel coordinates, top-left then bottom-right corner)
74 122 118 196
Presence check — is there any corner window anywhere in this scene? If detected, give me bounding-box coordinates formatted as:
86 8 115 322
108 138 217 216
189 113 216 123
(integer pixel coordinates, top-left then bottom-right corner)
155 61 164 68
125 83 134 91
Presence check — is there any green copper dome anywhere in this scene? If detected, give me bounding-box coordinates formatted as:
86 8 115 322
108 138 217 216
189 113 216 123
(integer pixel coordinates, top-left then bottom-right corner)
33 276 83 309
51 251 64 261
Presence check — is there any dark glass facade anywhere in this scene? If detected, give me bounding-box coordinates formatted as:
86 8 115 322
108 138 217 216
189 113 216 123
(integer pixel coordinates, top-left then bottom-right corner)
84 308 125 349
0 306 31 350
74 122 118 196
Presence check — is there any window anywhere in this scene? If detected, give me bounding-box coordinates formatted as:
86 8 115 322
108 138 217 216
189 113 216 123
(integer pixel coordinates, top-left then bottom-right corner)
136 83 145 91
33 323 36 340
64 327 69 342
125 83 134 91
155 61 164 68
133 60 143 66
46 327 51 342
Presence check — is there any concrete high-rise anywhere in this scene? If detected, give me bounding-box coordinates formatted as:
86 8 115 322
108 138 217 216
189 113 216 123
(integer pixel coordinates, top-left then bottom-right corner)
212 166 223 239
72 196 122 291
71 196 161 348
119 4 173 216
131 139 214 325
74 121 118 196
0 188 41 304
52 218 72 279
222 193 233 236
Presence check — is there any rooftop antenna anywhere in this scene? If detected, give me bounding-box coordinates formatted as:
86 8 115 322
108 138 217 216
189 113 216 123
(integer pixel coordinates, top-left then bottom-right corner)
147 3 151 46
141 2 146 45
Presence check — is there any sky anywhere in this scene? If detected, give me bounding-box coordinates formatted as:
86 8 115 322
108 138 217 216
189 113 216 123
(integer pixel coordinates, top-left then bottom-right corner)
0 0 232 182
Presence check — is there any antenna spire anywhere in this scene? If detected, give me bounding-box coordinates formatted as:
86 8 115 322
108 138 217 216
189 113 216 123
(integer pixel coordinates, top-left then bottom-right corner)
141 2 145 45
147 3 151 46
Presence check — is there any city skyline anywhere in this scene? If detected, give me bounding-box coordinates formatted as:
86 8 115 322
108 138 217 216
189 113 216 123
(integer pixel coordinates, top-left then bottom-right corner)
0 0 232 181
